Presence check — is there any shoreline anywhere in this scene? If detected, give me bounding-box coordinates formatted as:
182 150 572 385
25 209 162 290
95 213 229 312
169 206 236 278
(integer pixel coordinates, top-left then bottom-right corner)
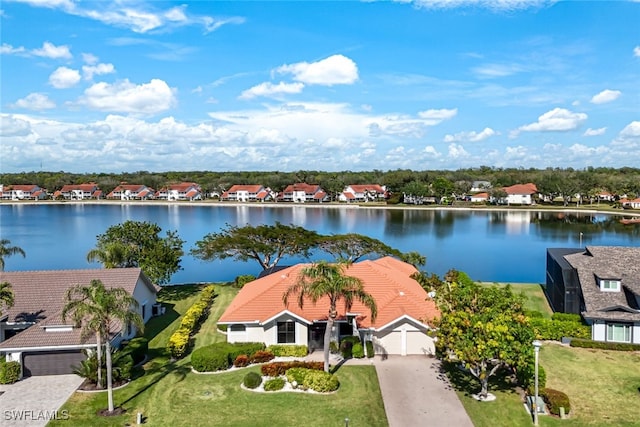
3 199 640 217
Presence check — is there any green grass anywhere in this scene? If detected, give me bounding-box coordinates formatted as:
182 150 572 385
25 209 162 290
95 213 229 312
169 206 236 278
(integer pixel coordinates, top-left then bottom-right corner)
447 342 640 427
50 283 388 427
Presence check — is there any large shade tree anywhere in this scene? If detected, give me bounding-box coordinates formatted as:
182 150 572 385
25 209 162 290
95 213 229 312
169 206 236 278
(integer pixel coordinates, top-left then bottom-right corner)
429 271 535 400
191 222 321 271
283 261 377 372
89 221 184 284
318 233 403 263
0 281 14 316
0 239 26 271
62 279 144 413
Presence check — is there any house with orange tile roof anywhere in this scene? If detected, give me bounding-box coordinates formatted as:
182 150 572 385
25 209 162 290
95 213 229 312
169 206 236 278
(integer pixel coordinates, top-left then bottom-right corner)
0 184 48 200
57 182 102 200
218 257 439 356
501 182 538 205
0 268 158 377
338 184 387 203
106 183 155 200
470 192 489 203
156 182 202 201
620 197 640 209
221 184 273 202
280 183 328 203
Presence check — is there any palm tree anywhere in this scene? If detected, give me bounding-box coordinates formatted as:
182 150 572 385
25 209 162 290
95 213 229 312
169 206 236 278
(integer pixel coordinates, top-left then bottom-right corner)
0 239 26 271
0 281 14 316
86 242 128 268
62 279 143 413
283 261 377 372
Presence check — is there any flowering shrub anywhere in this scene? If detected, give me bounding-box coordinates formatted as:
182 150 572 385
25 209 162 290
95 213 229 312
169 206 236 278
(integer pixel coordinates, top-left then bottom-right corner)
167 285 216 358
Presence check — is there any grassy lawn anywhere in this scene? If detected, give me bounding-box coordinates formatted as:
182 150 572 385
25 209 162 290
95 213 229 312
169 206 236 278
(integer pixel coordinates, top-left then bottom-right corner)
50 283 388 427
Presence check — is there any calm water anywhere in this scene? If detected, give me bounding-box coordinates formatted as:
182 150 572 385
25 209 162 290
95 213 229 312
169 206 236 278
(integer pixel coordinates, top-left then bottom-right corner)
1 203 638 284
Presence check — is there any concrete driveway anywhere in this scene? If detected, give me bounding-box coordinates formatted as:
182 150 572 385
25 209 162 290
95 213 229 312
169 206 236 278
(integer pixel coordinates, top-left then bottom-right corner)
0 375 84 427
374 356 474 427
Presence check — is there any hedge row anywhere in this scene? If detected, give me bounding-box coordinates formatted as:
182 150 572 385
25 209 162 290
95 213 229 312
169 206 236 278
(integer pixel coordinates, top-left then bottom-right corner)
0 360 21 384
569 338 640 351
261 361 324 377
267 344 308 357
167 285 216 358
530 317 590 341
232 350 276 368
191 342 266 372
542 388 571 415
286 367 339 392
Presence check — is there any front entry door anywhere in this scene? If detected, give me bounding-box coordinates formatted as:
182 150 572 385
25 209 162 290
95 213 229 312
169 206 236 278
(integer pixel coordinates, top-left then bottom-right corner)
308 324 326 352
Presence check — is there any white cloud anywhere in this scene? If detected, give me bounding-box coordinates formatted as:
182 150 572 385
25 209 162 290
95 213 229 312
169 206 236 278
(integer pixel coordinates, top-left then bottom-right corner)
417 108 458 125
82 62 115 80
590 89 621 104
1 43 26 55
583 127 606 137
11 93 56 110
444 127 496 142
0 115 33 137
472 63 523 78
82 53 99 64
276 54 358 86
517 108 587 133
634 46 640 57
407 0 558 11
424 146 442 157
239 82 305 99
33 41 72 59
448 143 469 158
78 79 176 114
49 66 81 88
619 121 640 138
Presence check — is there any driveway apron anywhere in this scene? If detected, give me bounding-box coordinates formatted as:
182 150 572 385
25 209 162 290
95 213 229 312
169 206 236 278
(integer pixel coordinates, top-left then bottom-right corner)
374 356 474 427
0 374 84 427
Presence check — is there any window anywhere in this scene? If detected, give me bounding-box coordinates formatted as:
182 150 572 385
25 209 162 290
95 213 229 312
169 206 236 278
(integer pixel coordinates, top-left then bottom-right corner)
229 324 246 333
600 279 621 292
606 323 631 343
277 321 295 344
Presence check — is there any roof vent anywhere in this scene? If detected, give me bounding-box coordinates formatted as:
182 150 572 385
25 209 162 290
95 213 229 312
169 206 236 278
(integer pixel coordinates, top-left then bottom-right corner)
399 291 405 296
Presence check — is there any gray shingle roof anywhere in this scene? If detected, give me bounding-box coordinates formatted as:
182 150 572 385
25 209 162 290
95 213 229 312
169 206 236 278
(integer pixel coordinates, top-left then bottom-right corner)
564 246 640 322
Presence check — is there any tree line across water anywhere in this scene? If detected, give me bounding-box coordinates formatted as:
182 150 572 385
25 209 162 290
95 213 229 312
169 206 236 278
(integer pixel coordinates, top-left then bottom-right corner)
3 166 640 201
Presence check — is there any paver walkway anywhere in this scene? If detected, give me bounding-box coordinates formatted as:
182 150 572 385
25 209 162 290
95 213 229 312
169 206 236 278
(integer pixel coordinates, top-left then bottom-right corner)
0 374 84 427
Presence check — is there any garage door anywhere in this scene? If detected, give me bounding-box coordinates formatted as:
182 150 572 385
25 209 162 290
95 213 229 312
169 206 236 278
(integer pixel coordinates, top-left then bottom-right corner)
374 330 401 356
405 331 435 355
22 351 86 376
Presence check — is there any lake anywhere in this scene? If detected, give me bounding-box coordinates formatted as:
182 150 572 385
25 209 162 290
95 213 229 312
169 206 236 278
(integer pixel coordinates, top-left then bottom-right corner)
1 203 638 284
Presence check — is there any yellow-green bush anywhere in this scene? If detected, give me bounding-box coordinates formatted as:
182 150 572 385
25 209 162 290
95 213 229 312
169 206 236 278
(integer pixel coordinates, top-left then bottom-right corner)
167 285 216 358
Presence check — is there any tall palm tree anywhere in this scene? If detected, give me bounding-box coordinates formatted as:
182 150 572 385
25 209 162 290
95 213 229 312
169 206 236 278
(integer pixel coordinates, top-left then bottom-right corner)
283 261 377 372
86 242 128 268
0 281 14 316
62 279 144 413
0 239 26 271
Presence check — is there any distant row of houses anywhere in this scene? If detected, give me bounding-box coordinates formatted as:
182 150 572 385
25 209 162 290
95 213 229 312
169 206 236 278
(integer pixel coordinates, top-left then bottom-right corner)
0 182 389 204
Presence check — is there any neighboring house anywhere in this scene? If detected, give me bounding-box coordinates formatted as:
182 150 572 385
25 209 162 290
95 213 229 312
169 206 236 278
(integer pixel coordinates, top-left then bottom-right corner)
221 185 272 202
0 268 159 377
0 184 48 200
598 191 615 202
546 246 640 344
501 183 538 205
56 183 102 200
218 257 440 356
156 182 202 201
338 184 387 203
106 184 155 200
620 198 640 209
470 192 489 203
470 180 492 193
280 183 327 203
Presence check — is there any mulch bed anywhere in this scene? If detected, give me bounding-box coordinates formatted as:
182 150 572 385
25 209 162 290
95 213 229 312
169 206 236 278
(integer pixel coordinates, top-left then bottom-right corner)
97 407 126 417
79 379 128 391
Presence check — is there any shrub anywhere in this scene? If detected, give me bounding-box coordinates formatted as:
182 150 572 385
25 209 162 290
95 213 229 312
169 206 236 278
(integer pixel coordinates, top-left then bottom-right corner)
263 377 285 391
234 354 250 368
227 343 266 364
530 317 590 341
167 285 216 358
329 341 339 354
352 342 364 358
267 344 308 357
524 364 547 395
191 349 229 372
167 327 191 359
243 371 262 389
217 324 228 332
249 350 275 364
570 338 640 351
121 337 149 365
525 310 545 319
302 369 340 392
0 361 21 384
285 367 308 388
234 275 256 288
261 361 324 377
542 388 571 415
365 340 374 358
340 336 360 359
551 312 583 323
71 349 133 387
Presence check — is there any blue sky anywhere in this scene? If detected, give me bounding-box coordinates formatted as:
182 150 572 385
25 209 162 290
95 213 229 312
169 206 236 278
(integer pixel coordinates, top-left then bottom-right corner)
1 0 638 173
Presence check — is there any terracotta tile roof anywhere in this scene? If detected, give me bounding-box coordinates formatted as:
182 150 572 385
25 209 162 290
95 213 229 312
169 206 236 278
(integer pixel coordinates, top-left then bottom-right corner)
564 246 640 322
169 182 200 191
227 184 264 193
256 190 268 199
219 257 439 330
472 192 489 199
60 183 99 192
6 185 41 192
503 183 537 195
344 192 355 200
313 191 327 200
0 268 155 350
283 183 321 194
185 189 199 198
348 184 385 193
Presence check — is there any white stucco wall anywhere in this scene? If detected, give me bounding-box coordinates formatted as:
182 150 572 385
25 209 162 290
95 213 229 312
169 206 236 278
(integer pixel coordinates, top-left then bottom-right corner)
633 323 640 344
132 278 157 324
591 320 606 341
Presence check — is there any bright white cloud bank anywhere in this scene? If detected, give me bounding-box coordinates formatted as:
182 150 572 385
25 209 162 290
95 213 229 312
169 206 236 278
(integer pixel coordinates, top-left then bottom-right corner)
590 89 621 104
11 93 56 110
276 55 359 86
517 108 587 133
49 67 81 89
78 79 176 114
